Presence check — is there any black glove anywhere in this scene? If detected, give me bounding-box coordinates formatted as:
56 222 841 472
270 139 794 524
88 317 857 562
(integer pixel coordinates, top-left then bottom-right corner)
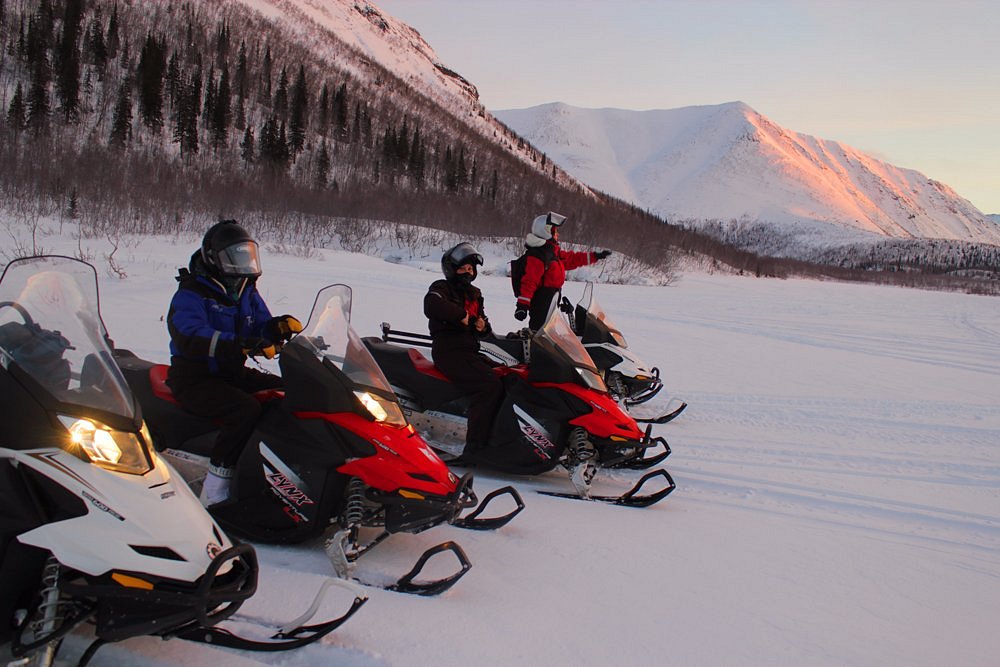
514 306 528 321
265 315 303 343
594 249 612 260
240 337 279 359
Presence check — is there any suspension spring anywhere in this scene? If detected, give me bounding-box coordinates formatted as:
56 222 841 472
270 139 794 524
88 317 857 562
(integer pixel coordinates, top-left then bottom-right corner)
342 476 367 527
30 556 64 643
567 426 595 462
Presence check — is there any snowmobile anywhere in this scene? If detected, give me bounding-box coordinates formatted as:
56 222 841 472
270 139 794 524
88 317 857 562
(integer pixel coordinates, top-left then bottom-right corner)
556 281 687 424
366 302 675 508
114 283 522 597
0 256 366 667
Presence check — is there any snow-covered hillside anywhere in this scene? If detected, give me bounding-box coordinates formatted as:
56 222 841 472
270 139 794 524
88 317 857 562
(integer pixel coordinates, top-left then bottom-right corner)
5 226 998 667
495 101 999 247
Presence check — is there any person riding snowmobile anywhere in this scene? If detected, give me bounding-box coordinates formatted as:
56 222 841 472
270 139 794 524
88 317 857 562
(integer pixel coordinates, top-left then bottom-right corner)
513 212 612 331
166 220 302 505
424 242 501 455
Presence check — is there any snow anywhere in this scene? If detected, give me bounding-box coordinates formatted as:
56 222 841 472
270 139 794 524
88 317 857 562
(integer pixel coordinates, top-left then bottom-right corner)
6 228 1000 667
495 102 1000 248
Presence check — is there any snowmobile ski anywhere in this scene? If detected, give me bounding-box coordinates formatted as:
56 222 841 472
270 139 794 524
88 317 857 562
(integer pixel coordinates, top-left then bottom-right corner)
537 469 676 508
171 563 369 651
632 398 688 424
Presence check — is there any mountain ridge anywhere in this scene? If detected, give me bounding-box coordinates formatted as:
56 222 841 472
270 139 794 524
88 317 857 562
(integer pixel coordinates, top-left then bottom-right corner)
495 101 999 247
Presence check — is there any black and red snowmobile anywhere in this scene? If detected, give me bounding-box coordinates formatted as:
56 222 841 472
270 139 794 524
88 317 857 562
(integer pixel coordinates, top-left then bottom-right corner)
114 284 522 596
0 257 366 667
365 303 675 508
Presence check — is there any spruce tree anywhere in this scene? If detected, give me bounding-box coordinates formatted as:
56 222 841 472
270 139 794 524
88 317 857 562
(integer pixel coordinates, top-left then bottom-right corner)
240 126 255 166
136 33 166 130
7 82 26 131
273 65 288 119
109 78 132 147
288 65 307 154
55 0 83 122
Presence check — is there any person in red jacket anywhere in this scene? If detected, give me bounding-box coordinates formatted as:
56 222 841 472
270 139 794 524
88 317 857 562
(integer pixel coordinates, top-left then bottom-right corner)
514 212 612 331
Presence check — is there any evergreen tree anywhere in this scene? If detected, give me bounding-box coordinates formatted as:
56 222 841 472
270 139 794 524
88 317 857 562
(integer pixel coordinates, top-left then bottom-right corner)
409 125 425 186
55 0 83 122
87 12 108 70
136 33 167 130
288 65 307 154
273 65 288 119
317 82 329 135
334 82 348 140
315 141 330 188
106 3 120 57
210 65 231 151
202 65 216 129
234 39 247 129
6 82 26 131
26 53 51 135
109 77 132 147
259 45 271 105
240 126 255 166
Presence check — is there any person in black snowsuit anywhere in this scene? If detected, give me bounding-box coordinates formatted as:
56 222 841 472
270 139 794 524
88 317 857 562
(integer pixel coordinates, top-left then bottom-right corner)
166 220 301 505
424 243 501 454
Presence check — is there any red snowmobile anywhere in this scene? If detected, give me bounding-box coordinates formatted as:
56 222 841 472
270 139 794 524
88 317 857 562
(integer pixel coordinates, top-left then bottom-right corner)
114 284 522 596
365 303 675 507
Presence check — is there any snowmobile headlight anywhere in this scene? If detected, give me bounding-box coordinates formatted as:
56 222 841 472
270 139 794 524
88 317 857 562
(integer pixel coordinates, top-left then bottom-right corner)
59 416 153 475
610 331 628 348
354 390 407 427
575 367 608 393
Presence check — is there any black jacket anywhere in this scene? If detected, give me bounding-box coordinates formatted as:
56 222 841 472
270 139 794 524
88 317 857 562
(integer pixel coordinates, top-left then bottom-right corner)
424 279 492 351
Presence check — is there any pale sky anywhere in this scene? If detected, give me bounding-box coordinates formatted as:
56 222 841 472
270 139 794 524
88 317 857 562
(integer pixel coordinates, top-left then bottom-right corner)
377 0 1000 214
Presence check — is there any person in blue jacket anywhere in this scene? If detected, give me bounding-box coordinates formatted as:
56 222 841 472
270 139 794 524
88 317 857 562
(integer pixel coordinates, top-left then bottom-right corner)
166 220 301 505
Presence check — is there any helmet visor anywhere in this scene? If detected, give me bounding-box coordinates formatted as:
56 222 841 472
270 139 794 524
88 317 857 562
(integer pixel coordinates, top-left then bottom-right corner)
449 243 483 268
216 240 262 277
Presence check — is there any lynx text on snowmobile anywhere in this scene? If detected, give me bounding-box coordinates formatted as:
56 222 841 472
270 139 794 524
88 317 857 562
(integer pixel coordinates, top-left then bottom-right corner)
0 257 366 667
367 302 676 508
556 282 686 424
115 284 522 596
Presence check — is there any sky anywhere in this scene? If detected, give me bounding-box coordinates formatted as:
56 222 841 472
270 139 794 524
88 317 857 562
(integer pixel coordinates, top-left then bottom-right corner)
377 0 1000 214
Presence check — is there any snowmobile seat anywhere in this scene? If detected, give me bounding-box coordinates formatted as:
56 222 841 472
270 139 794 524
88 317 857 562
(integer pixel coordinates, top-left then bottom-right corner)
407 348 449 381
149 364 179 404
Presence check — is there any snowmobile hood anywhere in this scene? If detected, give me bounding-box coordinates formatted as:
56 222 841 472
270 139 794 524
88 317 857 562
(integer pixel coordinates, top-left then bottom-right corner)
286 284 408 427
8 446 233 582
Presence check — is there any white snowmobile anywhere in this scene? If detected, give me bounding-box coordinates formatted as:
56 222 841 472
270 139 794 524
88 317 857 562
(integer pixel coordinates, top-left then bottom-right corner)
555 282 687 424
0 256 366 667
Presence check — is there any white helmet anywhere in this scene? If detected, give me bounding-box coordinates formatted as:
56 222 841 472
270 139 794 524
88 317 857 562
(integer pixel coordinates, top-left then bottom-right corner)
530 212 566 240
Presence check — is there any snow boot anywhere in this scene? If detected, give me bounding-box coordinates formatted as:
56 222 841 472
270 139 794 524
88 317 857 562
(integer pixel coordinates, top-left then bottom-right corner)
200 464 234 506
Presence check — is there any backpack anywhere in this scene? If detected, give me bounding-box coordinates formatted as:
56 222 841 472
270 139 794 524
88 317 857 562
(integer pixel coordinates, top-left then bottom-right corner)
509 254 528 296
510 246 554 296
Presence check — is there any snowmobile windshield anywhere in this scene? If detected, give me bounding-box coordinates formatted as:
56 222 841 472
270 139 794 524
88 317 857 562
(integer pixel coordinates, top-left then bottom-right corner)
291 284 407 427
532 298 608 393
578 282 627 348
0 256 136 420
0 257 153 475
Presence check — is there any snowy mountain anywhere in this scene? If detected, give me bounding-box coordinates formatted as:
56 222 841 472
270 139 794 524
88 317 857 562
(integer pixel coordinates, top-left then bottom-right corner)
232 0 575 184
495 102 1000 247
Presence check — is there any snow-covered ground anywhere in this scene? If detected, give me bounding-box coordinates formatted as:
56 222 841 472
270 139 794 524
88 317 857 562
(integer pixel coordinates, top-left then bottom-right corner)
6 229 1000 667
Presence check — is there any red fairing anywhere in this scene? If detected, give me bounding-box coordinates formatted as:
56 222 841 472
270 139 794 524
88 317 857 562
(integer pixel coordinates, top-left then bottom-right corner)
294 411 458 496
534 381 644 440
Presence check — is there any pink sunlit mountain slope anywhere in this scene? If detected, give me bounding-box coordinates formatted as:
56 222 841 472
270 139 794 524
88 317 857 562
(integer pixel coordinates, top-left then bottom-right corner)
495 102 999 247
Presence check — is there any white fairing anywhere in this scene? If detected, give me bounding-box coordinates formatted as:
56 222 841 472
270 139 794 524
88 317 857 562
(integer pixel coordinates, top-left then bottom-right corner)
5 447 231 582
586 342 655 377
